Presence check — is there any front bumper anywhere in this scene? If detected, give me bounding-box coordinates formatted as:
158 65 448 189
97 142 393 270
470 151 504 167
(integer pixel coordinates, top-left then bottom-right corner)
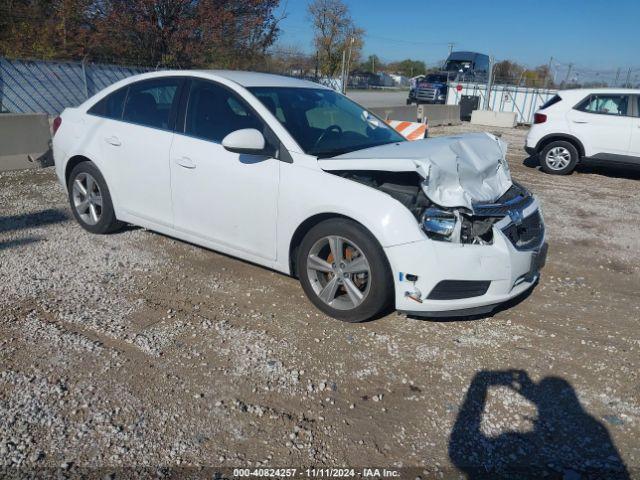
385 208 546 316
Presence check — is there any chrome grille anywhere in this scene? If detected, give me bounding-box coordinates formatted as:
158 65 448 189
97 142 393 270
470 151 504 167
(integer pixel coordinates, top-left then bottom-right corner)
416 88 437 101
473 194 534 217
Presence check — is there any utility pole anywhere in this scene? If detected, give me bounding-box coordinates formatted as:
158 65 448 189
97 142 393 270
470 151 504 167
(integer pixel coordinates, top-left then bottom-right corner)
448 43 455 55
545 56 553 88
563 63 573 85
484 56 495 110
344 37 355 94
372 55 375 74
81 57 89 100
340 49 346 93
614 68 621 87
625 68 632 88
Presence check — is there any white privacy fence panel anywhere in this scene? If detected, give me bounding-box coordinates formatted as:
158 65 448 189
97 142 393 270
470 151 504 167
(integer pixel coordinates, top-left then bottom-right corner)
446 82 558 124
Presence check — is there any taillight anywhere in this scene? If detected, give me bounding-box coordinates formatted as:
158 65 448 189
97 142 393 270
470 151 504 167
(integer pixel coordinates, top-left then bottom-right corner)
534 113 547 124
52 116 62 136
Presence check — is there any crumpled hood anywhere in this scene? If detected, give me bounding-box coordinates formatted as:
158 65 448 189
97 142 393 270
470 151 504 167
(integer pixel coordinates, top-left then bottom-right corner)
318 132 512 210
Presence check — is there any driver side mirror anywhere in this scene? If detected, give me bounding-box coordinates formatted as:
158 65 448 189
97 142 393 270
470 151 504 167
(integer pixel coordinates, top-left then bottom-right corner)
222 129 271 155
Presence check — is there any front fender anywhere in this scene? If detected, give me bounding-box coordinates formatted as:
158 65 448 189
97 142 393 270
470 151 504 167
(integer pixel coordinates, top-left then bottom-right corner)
275 162 425 273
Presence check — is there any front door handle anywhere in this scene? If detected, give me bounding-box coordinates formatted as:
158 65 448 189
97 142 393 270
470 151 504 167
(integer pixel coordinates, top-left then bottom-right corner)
105 135 121 146
175 156 196 169
572 120 589 124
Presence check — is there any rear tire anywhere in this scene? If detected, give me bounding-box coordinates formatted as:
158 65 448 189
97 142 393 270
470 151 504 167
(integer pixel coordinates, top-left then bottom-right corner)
68 161 123 234
296 218 394 323
540 140 579 175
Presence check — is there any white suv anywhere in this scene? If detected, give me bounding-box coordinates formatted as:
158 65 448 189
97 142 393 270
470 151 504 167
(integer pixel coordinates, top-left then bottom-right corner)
526 89 640 174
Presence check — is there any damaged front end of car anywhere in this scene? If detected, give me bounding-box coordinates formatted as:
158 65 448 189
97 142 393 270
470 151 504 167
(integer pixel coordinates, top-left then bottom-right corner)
319 132 544 249
317 132 546 315
333 170 538 247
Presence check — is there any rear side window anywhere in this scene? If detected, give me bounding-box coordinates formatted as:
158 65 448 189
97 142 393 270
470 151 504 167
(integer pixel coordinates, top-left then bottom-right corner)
577 94 629 116
184 79 263 142
540 95 561 110
88 87 128 119
122 78 181 129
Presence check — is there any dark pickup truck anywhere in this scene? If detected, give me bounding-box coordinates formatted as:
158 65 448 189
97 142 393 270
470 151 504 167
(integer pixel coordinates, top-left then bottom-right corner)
407 51 490 105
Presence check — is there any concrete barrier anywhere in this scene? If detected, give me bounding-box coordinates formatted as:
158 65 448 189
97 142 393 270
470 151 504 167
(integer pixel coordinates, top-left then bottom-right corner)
417 104 461 126
369 105 417 122
470 110 517 128
0 113 52 172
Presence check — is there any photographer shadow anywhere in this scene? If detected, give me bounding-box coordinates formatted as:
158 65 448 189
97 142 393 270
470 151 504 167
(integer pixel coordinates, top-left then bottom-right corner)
448 370 629 479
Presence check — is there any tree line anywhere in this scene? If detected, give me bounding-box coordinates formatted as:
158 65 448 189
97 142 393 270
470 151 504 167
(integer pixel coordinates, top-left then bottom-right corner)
1 0 586 87
0 0 282 68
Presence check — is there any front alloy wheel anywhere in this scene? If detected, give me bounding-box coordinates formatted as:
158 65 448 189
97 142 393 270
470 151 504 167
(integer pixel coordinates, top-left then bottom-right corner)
306 235 371 310
297 218 393 322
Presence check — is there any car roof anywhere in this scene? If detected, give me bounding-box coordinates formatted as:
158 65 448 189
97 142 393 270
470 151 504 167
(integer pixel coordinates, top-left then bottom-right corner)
131 69 328 89
558 88 640 98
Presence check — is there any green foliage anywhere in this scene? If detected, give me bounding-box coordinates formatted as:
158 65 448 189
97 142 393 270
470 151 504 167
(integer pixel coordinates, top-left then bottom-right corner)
494 59 555 88
386 59 426 77
357 55 382 73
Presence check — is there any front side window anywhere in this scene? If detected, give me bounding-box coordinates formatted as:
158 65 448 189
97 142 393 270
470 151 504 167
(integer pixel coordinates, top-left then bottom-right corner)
578 94 628 116
88 87 128 119
248 87 405 158
122 78 181 129
184 79 263 142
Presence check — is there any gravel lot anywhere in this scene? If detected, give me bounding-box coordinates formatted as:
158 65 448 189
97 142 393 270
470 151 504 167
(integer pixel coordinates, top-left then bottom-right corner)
1 123 639 478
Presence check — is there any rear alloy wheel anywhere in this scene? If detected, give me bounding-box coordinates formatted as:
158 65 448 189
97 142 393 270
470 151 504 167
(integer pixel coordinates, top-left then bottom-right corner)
297 219 393 322
68 161 123 234
540 140 579 175
72 172 103 226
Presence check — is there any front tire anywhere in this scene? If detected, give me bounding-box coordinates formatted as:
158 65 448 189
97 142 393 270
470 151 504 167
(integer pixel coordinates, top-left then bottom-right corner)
296 219 394 323
540 140 579 175
68 161 123 234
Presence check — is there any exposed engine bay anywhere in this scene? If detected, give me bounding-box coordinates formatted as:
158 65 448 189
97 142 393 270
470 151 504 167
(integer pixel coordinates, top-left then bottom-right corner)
333 170 533 245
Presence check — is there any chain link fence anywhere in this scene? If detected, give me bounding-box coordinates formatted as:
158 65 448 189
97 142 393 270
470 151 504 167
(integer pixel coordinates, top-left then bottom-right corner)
0 57 344 116
0 57 152 115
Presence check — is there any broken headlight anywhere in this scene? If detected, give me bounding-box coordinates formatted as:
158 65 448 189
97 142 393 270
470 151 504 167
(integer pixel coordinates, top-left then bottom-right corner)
421 207 459 241
421 207 497 244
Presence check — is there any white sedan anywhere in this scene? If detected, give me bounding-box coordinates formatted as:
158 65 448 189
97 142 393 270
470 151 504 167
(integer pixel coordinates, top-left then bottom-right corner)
52 71 546 322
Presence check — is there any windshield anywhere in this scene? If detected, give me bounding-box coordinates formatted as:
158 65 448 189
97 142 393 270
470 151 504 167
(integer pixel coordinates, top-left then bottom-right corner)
248 87 405 158
444 60 472 72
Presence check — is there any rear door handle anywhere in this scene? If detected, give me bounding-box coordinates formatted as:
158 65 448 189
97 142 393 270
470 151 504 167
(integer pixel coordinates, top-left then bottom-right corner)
104 135 121 146
175 156 196 169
